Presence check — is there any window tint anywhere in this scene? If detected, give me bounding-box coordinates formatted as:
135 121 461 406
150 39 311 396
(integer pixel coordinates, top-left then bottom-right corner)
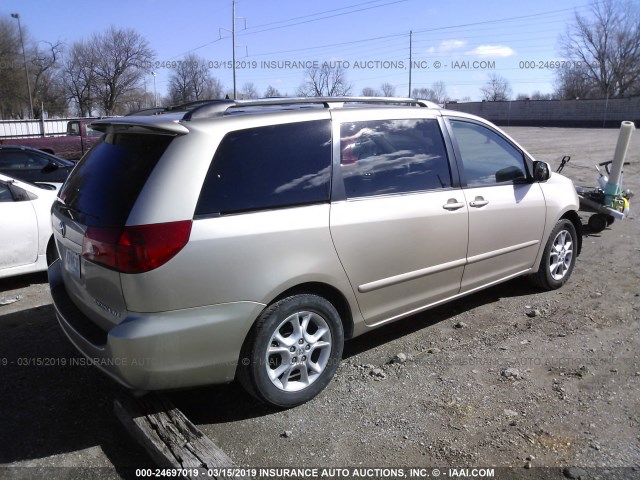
67 122 80 136
450 120 527 187
0 183 12 202
59 133 173 226
196 120 331 215
0 151 25 169
86 125 102 137
26 152 50 168
0 151 49 170
340 119 451 198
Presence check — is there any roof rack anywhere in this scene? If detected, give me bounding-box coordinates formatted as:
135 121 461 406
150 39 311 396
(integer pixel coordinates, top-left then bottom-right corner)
180 97 438 121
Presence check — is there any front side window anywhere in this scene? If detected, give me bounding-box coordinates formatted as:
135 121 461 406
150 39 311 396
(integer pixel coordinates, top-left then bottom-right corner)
340 118 451 198
23 152 50 169
449 120 527 187
196 120 332 216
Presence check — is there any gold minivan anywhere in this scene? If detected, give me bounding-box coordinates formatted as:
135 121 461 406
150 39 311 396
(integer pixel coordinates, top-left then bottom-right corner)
49 98 581 407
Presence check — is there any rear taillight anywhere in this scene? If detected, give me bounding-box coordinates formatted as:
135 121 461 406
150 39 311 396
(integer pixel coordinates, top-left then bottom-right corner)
82 221 192 274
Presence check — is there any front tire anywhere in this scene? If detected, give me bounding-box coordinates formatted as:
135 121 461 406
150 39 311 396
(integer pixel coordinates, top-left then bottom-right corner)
237 294 344 408
530 219 577 290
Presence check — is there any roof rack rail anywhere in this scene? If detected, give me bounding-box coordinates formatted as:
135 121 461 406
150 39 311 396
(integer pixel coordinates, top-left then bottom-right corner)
181 97 438 121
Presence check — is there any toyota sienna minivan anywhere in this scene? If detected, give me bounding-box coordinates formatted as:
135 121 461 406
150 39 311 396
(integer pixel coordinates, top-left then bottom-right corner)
49 97 581 407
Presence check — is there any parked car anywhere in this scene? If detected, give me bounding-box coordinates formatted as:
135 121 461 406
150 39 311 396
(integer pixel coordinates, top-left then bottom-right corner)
49 97 582 408
0 146 75 186
0 173 58 279
0 119 102 160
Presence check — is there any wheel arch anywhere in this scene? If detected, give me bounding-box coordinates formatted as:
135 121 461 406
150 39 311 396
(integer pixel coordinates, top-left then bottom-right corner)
268 282 355 340
560 210 582 256
46 235 59 266
532 209 582 275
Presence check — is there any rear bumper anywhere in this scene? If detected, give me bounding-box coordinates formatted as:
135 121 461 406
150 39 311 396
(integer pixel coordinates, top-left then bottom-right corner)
48 260 264 390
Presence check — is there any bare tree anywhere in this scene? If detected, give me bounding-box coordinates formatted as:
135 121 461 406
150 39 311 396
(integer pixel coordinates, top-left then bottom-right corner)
0 19 66 118
554 63 597 99
297 63 352 97
380 82 395 97
0 18 25 118
168 53 221 104
361 87 380 96
30 41 65 118
205 77 224 99
411 87 436 100
560 0 640 98
431 81 449 103
264 85 282 97
89 26 155 115
63 41 97 116
480 74 512 101
240 82 259 99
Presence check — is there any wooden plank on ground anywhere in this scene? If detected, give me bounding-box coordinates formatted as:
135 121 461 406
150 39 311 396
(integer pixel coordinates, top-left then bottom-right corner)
114 393 252 480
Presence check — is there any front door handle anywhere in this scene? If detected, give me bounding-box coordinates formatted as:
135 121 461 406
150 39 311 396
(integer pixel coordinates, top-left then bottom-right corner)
443 199 465 211
469 196 489 208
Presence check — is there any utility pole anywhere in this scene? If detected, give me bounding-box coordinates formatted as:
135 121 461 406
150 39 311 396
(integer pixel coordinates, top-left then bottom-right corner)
232 0 236 99
152 71 158 107
219 0 245 100
11 13 34 119
408 30 412 98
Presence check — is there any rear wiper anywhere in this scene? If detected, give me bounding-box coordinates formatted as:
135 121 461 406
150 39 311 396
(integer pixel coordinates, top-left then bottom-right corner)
58 204 100 222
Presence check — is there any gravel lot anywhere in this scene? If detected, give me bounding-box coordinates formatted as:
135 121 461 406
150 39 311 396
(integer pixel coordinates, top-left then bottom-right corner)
0 127 639 480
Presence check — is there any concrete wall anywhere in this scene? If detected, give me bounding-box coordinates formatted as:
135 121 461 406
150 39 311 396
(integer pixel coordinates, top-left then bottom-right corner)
443 97 640 128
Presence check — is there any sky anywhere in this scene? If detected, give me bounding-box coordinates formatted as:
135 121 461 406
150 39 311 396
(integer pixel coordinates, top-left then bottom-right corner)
1 0 594 102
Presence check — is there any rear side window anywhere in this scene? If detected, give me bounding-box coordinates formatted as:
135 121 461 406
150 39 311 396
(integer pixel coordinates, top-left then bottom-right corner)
196 120 331 216
340 119 451 198
59 133 173 226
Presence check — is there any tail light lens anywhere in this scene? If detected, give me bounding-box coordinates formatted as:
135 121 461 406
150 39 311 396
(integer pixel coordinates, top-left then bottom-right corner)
82 221 192 274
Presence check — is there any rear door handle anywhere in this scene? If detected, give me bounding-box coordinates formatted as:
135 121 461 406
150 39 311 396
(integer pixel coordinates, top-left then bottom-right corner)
469 196 489 208
443 199 465 211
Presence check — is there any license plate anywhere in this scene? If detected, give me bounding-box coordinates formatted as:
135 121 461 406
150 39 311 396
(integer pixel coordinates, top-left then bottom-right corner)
65 248 81 279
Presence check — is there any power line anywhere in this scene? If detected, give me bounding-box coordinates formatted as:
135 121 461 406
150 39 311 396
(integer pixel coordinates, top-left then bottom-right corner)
244 3 591 60
241 0 399 31
172 0 407 59
236 0 408 37
412 4 590 34
246 33 407 58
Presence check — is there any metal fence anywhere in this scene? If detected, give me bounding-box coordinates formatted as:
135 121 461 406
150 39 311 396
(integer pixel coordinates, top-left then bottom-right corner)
0 118 93 139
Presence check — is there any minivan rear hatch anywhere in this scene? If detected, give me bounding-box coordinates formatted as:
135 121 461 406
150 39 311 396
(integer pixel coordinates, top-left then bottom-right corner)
52 127 179 332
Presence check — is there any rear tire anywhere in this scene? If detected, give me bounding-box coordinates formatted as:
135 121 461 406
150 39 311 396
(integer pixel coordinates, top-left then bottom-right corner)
237 294 344 408
530 219 577 290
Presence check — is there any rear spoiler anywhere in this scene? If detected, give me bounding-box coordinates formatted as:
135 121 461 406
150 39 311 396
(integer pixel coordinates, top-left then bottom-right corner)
90 116 189 135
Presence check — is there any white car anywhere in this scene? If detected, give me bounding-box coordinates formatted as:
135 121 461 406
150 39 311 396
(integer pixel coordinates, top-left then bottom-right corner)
0 173 59 279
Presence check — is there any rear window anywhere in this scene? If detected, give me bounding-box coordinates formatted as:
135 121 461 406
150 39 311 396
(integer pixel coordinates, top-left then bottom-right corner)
196 120 331 216
59 132 173 226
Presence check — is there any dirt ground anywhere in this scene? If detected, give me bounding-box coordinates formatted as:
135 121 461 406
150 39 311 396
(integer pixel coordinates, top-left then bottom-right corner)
0 127 638 480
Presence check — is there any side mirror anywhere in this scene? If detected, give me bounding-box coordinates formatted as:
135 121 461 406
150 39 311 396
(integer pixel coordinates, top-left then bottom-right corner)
7 183 36 201
41 161 59 173
533 161 550 182
496 165 526 183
